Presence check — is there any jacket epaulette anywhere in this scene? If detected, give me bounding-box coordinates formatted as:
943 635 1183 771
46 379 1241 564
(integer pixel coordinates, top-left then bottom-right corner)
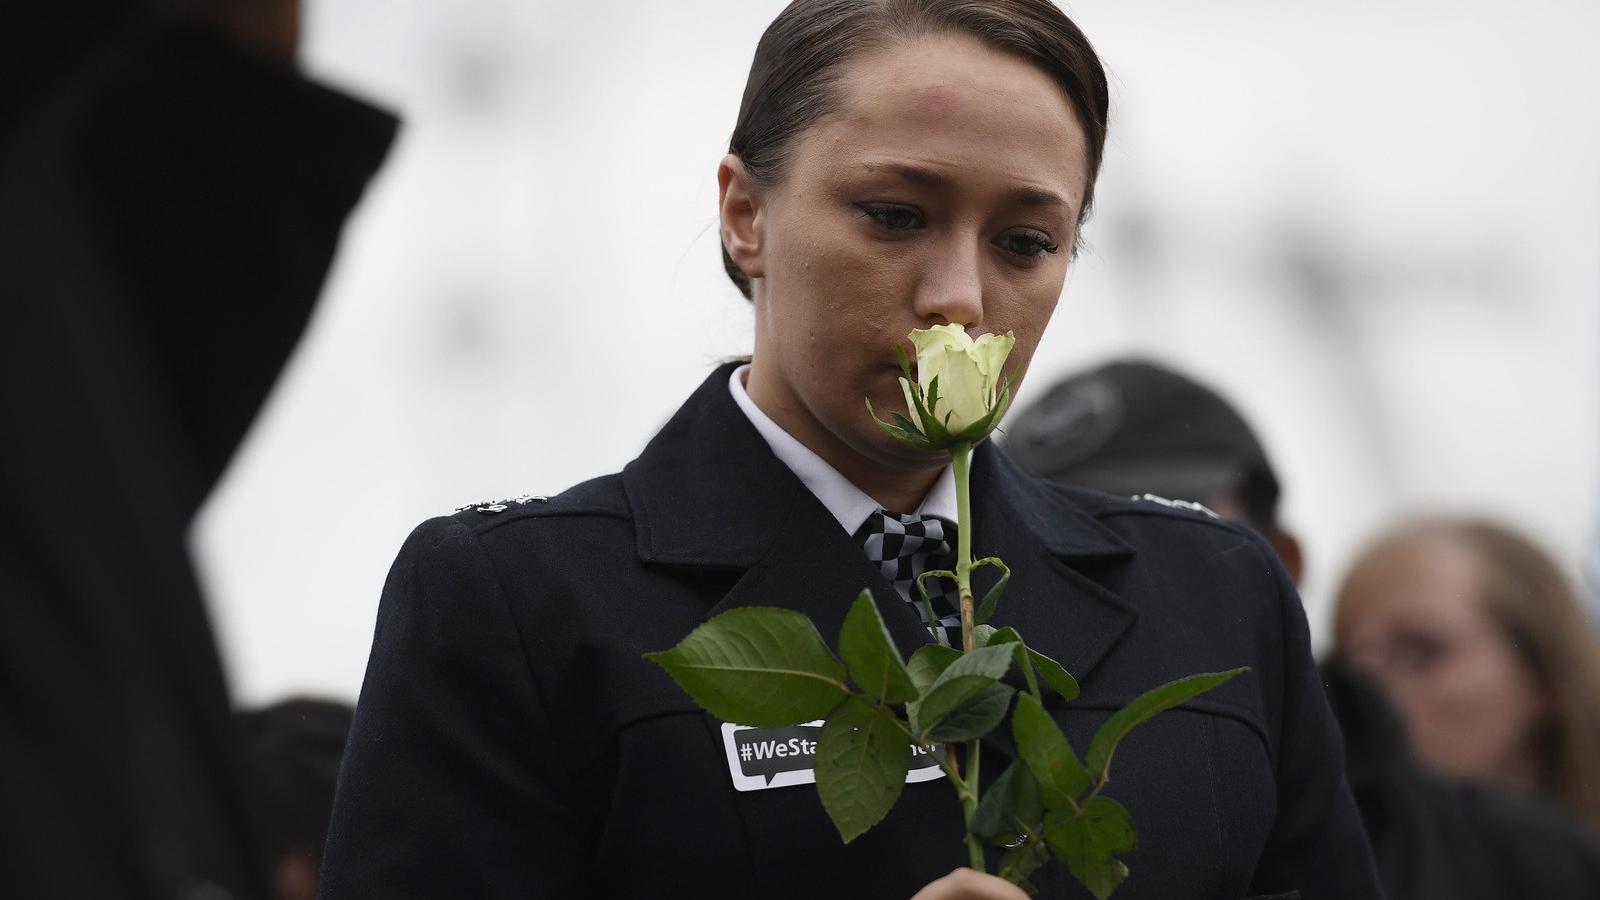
1039 482 1237 537
1129 493 1220 519
447 474 631 532
453 494 551 515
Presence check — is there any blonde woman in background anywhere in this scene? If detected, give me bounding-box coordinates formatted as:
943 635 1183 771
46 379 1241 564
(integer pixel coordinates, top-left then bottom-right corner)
1334 518 1600 833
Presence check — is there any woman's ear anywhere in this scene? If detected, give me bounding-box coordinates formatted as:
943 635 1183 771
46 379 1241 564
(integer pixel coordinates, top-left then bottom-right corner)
718 154 766 282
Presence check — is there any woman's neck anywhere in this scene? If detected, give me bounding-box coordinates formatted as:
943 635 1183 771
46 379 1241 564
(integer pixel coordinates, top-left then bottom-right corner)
839 457 943 517
743 365 944 514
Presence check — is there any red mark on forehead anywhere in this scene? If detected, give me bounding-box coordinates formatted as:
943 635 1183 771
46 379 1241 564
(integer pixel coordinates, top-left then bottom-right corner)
892 80 1012 126
902 81 965 111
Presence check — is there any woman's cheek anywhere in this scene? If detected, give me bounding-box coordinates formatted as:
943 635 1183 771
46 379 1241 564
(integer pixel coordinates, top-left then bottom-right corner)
1389 672 1444 734
995 316 1047 382
820 243 912 318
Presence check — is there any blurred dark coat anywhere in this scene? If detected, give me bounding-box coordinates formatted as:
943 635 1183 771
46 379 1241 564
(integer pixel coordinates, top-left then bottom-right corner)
320 364 1381 900
0 20 395 899
1324 661 1600 900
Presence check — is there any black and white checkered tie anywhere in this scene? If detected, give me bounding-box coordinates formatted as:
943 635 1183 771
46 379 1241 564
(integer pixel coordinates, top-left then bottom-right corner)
854 510 962 646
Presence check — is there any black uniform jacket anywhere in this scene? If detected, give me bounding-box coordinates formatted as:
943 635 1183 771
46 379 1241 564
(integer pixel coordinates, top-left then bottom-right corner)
320 364 1381 900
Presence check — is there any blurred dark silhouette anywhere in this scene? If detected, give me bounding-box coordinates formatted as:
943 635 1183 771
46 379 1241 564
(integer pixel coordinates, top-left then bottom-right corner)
1325 658 1600 899
1333 518 1600 834
235 699 355 900
1006 358 1600 899
1003 359 1303 581
0 2 395 897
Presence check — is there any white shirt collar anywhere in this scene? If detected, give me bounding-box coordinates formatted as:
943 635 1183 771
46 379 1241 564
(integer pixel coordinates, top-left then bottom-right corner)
729 364 958 535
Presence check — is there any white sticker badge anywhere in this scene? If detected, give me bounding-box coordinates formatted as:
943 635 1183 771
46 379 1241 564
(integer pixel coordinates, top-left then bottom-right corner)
720 720 946 792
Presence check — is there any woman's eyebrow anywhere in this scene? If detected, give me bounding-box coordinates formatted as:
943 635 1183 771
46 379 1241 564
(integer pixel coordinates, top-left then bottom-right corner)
861 162 1074 212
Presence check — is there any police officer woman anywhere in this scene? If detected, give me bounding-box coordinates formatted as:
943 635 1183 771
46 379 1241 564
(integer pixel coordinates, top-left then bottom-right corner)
320 2 1382 897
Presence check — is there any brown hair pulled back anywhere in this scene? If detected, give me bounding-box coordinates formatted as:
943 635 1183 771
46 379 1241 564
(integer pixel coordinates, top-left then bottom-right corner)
722 0 1111 299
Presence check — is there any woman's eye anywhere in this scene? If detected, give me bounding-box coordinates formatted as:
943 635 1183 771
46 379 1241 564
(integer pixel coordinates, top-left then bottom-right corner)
1390 632 1454 674
858 204 923 232
1000 230 1060 259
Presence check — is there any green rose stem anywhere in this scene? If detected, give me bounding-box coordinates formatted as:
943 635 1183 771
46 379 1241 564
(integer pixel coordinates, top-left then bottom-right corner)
950 439 986 873
951 441 977 653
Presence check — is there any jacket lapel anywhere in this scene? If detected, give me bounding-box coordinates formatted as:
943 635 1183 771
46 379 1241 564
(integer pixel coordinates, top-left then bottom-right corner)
706 489 939 656
969 444 1138 692
624 363 1139 686
622 363 935 649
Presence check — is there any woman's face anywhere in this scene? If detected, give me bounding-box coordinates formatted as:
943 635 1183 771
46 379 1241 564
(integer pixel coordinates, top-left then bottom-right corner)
728 33 1090 473
1336 535 1550 788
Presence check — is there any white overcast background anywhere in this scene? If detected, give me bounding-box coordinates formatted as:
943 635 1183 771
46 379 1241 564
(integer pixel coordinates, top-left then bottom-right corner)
193 0 1600 705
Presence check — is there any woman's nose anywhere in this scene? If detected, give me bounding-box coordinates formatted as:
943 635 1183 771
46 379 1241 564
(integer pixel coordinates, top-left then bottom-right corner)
913 236 984 328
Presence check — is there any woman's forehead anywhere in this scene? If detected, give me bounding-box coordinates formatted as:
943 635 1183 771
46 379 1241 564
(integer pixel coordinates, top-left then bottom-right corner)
1348 539 1488 620
798 34 1088 199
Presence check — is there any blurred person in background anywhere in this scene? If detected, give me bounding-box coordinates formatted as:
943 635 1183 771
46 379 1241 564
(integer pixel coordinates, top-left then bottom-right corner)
1321 651 1600 900
1003 359 1302 581
235 699 355 900
1333 519 1600 832
1009 360 1600 899
0 1 395 897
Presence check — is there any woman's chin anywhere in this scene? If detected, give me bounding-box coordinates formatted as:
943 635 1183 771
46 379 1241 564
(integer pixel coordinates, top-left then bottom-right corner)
853 427 950 470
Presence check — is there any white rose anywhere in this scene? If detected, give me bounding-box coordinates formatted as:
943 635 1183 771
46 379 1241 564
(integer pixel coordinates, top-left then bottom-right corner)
881 324 1015 448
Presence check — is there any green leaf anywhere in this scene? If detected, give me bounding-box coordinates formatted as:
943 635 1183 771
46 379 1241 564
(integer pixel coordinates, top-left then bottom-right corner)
909 676 987 739
644 608 851 727
979 624 1011 647
1043 797 1136 900
1011 693 1090 806
881 425 932 448
972 557 1011 624
1026 646 1080 702
980 627 1077 701
839 590 918 705
1084 668 1248 779
971 760 1044 844
998 835 1050 895
866 398 936 450
910 643 1015 738
932 641 1016 685
815 696 910 843
905 374 950 446
982 626 1040 698
925 681 1013 743
915 570 956 602
889 412 926 438
895 343 913 378
907 644 961 694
